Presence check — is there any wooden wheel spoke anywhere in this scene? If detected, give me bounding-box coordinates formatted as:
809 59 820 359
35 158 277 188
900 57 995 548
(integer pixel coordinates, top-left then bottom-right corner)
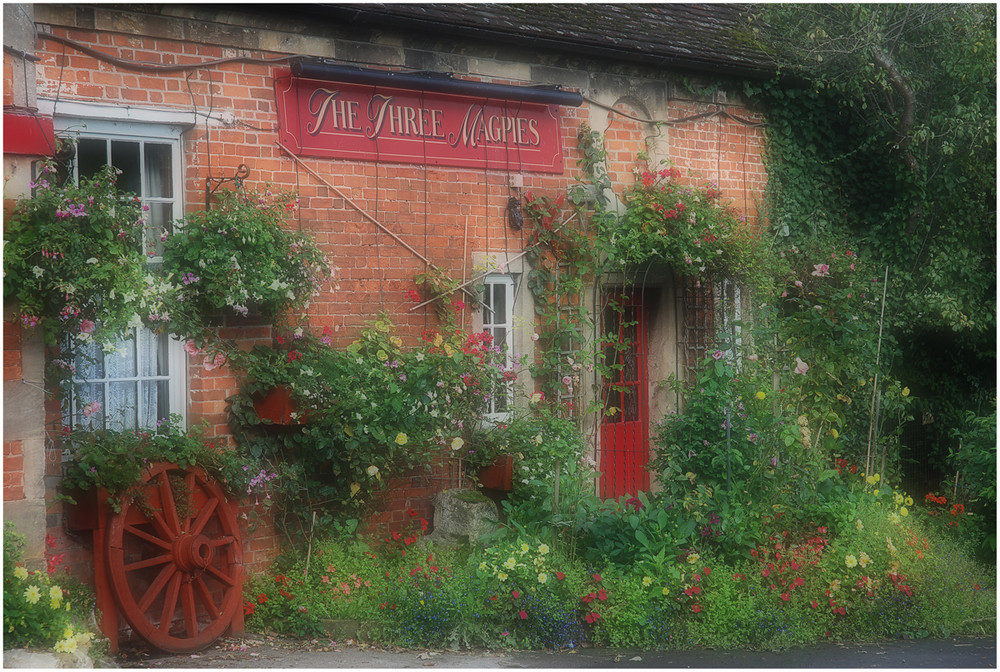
137 564 178 614
124 553 173 573
157 572 182 633
123 523 173 551
189 498 219 537
193 576 220 618
205 563 236 587
182 472 197 534
150 509 176 542
181 583 198 638
209 535 236 548
157 471 182 535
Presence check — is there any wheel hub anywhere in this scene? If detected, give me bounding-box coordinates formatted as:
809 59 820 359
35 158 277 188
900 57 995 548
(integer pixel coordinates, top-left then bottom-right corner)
173 533 215 572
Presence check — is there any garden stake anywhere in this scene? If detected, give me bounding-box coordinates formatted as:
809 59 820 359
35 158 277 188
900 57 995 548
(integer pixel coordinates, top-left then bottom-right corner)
304 510 317 579
725 406 732 493
865 265 890 476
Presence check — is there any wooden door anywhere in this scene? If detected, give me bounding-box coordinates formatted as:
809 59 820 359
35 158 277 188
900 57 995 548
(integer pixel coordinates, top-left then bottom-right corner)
599 291 650 498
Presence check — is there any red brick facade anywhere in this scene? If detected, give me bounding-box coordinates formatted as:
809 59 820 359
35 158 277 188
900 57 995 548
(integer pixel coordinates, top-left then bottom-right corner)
4 6 767 580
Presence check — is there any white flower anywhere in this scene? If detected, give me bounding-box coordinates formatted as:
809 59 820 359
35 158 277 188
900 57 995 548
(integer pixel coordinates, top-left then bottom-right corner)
451 437 465 451
31 266 44 277
85 257 99 264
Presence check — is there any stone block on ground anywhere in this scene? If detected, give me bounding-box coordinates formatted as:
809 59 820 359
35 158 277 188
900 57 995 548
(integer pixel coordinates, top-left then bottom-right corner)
424 488 500 547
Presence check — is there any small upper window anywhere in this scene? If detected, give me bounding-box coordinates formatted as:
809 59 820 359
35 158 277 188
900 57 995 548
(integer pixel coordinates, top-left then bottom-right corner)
481 274 515 419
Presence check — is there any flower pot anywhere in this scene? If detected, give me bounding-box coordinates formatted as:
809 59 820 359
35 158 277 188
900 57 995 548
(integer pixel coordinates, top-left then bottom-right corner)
477 454 514 491
252 386 306 425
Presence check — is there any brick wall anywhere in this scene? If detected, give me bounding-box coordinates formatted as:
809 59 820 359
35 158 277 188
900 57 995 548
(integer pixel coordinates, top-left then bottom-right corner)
18 10 768 578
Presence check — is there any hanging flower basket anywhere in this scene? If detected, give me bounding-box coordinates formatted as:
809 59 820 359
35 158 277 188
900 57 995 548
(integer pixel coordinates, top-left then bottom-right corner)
477 454 514 491
252 386 307 425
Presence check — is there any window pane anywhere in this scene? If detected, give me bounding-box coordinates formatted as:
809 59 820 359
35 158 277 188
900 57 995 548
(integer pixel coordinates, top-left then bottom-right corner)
105 335 137 379
74 342 104 380
493 326 507 350
111 141 141 195
139 330 169 377
75 384 105 430
77 138 108 179
144 202 173 258
623 385 638 421
108 381 138 431
493 284 506 325
141 380 170 427
143 143 173 198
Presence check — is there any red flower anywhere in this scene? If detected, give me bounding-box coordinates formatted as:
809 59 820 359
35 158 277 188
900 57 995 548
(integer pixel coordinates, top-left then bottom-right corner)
408 508 419 517
244 602 256 615
585 612 601 623
597 588 608 601
702 567 712 576
780 592 790 602
511 590 520 599
556 571 565 581
761 568 770 578
257 594 268 604
593 573 602 582
519 610 528 620
693 574 702 583
404 289 420 302
692 585 701 595
692 604 702 614
810 601 819 609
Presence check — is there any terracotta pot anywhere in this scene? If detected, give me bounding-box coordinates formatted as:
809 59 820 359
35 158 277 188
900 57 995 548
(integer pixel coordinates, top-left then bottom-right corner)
477 454 514 491
252 386 306 425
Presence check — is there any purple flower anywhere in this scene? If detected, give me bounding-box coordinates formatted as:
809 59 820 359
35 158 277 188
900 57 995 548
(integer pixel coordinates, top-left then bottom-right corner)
711 350 725 360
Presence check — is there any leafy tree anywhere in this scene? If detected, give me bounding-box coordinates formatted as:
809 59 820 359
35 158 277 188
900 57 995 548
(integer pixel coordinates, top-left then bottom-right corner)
741 4 995 483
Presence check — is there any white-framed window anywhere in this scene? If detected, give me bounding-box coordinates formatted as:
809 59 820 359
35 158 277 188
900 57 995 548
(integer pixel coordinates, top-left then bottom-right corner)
54 116 187 431
481 274 515 419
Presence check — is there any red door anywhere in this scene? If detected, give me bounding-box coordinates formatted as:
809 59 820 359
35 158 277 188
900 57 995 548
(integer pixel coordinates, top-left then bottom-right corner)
599 291 650 498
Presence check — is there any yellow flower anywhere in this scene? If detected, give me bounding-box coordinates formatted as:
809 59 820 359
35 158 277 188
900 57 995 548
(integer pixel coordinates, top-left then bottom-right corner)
642 576 653 587
899 506 909 517
538 572 548 584
504 558 516 570
390 336 403 348
687 553 700 565
433 333 443 347
873 489 880 497
395 432 408 446
886 537 897 555
866 474 878 486
520 543 530 554
366 465 380 479
538 543 550 555
13 566 28 581
888 512 900 525
904 496 913 507
376 350 388 362
894 493 904 506
24 585 41 605
845 554 858 568
478 561 487 571
858 552 872 568
49 586 63 603
349 482 360 497
497 571 508 581
661 587 670 596
901 387 909 397
755 391 766 400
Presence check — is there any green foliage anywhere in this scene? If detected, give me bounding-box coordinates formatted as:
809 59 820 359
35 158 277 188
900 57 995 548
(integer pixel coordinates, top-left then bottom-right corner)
3 159 154 397
59 415 264 512
947 406 997 557
3 523 95 653
745 3 996 489
228 317 511 539
159 188 329 349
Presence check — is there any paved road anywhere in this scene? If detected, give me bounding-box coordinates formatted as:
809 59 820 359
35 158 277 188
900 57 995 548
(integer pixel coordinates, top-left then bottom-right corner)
120 635 996 668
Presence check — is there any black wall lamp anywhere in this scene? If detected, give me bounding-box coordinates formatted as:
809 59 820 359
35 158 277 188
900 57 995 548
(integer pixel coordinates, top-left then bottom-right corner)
291 59 583 107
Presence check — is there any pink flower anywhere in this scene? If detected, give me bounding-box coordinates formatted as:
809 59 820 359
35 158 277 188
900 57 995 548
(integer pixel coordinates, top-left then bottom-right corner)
81 401 102 418
79 319 96 334
811 264 830 277
711 350 725 360
794 357 809 375
183 340 204 357
519 610 528 620
511 590 520 599
794 280 803 288
203 353 227 371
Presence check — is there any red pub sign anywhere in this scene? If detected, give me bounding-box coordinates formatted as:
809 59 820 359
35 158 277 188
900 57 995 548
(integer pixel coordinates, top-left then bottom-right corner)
275 72 565 173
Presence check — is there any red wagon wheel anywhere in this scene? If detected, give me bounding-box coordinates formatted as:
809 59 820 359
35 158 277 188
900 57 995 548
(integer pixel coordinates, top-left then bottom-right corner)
106 462 244 653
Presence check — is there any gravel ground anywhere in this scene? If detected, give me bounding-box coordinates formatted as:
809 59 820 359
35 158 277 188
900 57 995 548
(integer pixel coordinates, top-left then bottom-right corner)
113 634 996 669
